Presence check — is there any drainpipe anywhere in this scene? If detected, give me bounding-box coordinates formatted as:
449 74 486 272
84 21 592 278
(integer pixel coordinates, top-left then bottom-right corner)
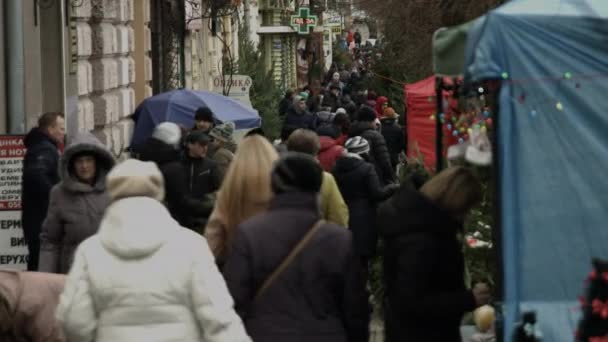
3 0 25 133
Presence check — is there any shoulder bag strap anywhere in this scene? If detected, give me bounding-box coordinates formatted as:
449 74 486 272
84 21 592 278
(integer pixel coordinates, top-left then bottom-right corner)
254 220 325 301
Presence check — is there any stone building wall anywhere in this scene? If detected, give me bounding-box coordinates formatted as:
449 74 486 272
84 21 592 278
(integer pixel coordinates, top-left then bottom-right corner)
73 0 151 156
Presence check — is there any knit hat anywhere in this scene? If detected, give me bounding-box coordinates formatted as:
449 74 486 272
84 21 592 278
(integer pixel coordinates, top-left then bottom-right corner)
298 92 309 101
195 107 214 122
209 121 235 143
271 152 323 195
383 107 398 119
336 108 347 115
345 136 370 155
106 159 165 202
357 106 377 122
152 122 182 149
185 130 210 145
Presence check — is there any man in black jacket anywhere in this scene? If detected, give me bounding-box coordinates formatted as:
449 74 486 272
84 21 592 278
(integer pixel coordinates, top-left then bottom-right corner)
182 131 221 229
22 112 65 270
139 122 212 231
380 107 406 170
349 106 397 185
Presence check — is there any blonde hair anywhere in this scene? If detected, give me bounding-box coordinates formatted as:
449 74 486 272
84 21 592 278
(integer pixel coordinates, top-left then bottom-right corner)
213 135 279 254
420 166 482 219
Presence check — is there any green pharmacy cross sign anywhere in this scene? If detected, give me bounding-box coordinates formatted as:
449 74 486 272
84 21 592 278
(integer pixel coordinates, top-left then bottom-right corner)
291 8 318 35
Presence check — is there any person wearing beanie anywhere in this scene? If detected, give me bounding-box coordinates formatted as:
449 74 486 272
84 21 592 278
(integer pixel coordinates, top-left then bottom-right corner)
181 131 221 229
56 159 251 342
381 107 406 171
350 106 397 185
38 132 115 274
374 96 389 118
321 84 340 112
223 153 370 342
278 89 295 119
327 71 345 95
287 129 349 228
283 95 318 133
208 121 236 182
193 107 216 134
139 122 211 229
333 137 399 275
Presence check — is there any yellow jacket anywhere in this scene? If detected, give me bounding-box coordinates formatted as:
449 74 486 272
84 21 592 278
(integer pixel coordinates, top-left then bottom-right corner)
320 172 349 227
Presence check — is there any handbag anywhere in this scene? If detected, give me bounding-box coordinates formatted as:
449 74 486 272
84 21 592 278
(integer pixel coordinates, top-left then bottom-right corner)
254 220 325 300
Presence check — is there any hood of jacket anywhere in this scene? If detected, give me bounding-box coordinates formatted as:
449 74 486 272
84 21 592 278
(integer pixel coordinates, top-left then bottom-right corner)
349 121 375 137
24 127 57 149
333 153 366 175
98 197 179 259
138 137 180 165
378 187 461 238
319 136 339 152
61 132 115 193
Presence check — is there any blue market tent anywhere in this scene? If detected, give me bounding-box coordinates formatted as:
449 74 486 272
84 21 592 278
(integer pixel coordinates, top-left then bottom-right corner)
465 0 608 340
130 89 261 148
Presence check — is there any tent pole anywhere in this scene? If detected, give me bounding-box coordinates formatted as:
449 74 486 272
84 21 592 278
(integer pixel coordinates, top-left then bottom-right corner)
489 80 505 342
435 77 444 172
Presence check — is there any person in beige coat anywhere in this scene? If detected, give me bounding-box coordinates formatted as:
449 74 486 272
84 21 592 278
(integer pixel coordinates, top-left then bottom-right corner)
204 135 279 267
38 132 115 274
56 159 250 342
0 270 66 342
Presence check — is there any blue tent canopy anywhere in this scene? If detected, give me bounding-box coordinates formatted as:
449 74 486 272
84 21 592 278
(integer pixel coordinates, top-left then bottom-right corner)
130 89 261 148
465 0 608 340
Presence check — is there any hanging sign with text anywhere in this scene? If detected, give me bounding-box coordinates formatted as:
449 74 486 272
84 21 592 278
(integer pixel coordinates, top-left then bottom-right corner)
0 136 28 270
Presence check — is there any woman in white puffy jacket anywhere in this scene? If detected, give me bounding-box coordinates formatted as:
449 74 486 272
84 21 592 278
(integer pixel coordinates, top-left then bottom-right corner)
55 159 251 342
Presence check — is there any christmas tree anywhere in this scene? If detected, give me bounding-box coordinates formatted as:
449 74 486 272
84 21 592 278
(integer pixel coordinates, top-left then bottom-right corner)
577 259 608 341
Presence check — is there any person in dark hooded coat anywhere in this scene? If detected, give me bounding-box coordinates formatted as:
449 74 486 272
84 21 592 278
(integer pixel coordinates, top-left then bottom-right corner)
223 153 370 342
138 122 211 230
378 166 492 342
349 106 396 185
380 107 406 170
38 132 115 274
333 137 398 266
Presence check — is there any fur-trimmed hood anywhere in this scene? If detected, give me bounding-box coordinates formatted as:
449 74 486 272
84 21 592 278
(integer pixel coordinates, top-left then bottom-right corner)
61 132 115 193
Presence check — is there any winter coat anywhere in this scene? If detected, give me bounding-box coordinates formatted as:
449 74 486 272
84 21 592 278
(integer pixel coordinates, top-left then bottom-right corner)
349 121 396 185
378 188 476 342
321 93 340 112
318 136 345 172
380 118 406 170
222 192 370 342
320 172 349 227
21 128 61 271
208 143 235 182
56 197 251 342
182 155 221 228
279 98 292 118
0 270 66 342
283 107 317 132
138 137 210 229
38 133 115 274
333 155 396 257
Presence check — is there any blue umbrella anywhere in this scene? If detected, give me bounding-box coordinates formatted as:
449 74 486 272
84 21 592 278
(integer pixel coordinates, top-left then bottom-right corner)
130 89 261 148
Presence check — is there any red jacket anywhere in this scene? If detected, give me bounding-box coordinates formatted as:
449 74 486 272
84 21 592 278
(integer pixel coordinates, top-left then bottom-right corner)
318 136 345 172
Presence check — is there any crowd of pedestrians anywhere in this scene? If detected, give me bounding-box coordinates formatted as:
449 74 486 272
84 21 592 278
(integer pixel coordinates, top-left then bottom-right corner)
3 68 492 341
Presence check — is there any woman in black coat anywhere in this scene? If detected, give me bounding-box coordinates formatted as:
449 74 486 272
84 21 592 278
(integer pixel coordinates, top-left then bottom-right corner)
333 136 398 266
223 153 370 342
378 166 491 342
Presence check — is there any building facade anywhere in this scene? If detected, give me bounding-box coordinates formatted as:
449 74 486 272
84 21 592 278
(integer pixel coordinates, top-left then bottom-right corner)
0 0 152 155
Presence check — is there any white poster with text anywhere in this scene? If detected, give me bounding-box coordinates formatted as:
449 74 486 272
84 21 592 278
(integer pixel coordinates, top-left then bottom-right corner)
0 135 27 270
